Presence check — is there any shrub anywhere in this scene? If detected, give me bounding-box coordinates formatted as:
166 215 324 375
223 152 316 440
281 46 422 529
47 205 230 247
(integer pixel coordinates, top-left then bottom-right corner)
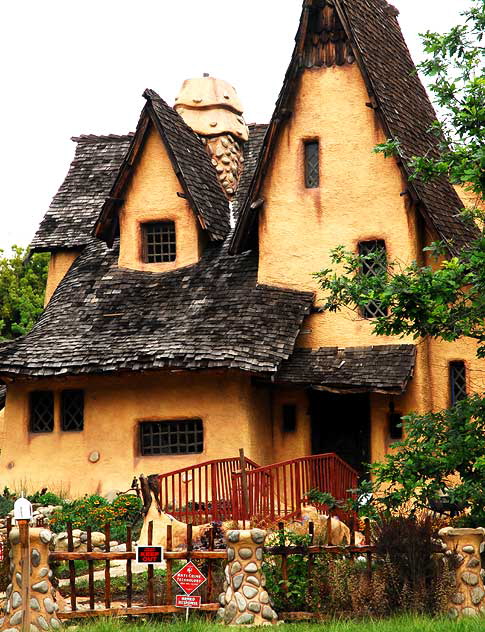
28 491 65 507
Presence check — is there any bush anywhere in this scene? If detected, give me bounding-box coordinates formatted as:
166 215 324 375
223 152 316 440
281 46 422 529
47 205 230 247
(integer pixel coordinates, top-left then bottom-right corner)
28 491 65 507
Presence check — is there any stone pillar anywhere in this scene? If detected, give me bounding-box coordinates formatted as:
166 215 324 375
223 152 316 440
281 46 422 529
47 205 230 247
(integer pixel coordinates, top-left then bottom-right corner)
439 527 485 618
218 529 277 625
1 528 62 631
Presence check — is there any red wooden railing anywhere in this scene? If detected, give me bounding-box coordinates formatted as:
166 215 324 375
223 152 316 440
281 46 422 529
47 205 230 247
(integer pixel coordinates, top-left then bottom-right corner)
231 453 358 523
158 457 259 524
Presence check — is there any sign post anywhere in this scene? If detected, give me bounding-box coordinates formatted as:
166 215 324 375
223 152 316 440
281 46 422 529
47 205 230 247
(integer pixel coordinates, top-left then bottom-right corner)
173 561 206 621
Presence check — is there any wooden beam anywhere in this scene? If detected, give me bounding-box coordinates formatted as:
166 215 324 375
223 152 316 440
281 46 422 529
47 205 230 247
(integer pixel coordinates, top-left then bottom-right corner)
58 604 219 619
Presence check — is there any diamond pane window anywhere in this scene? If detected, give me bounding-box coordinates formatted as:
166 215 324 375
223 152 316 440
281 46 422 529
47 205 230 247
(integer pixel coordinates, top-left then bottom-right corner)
30 391 54 433
450 361 467 404
140 419 203 456
358 240 388 319
304 140 319 188
142 221 176 263
61 390 84 432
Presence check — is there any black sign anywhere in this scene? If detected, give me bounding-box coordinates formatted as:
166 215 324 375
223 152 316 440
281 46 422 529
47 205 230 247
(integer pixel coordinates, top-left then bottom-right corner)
136 545 164 564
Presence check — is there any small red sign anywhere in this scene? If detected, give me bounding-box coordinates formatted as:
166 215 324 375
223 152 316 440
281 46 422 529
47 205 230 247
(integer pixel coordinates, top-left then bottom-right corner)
0 542 4 562
173 561 206 595
136 545 164 564
175 594 202 609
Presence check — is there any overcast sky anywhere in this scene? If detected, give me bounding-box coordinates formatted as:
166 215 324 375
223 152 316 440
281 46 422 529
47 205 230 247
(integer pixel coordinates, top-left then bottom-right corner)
0 0 469 254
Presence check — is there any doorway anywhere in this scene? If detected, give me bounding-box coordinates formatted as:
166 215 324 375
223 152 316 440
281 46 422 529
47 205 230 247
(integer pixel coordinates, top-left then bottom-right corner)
309 390 371 478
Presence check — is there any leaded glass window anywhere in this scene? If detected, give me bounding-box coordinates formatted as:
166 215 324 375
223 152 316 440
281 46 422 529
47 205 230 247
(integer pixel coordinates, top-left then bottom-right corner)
140 419 203 455
358 240 388 318
304 140 319 188
450 361 467 404
142 221 176 263
30 391 54 433
61 390 84 431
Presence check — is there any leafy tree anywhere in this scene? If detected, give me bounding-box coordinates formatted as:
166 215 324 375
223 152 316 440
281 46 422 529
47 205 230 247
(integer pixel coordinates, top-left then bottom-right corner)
315 1 485 521
0 246 49 340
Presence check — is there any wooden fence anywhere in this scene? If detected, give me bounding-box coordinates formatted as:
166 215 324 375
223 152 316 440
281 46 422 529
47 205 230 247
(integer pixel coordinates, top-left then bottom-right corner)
3 517 375 620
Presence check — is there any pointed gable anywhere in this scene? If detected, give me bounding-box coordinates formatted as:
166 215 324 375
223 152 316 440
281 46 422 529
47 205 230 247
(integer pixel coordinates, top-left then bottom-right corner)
231 0 476 255
95 90 230 247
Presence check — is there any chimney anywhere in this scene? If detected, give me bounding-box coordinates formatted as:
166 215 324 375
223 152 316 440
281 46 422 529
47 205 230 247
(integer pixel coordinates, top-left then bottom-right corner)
174 76 249 198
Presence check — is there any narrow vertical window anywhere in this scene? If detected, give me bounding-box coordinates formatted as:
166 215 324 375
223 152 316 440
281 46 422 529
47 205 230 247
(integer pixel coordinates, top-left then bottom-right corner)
30 391 54 433
142 221 176 263
450 361 467 404
304 140 319 188
61 390 84 431
282 404 297 433
358 240 388 318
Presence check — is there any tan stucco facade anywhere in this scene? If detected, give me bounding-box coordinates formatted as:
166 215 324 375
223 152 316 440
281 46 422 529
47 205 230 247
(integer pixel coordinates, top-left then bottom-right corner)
44 250 80 305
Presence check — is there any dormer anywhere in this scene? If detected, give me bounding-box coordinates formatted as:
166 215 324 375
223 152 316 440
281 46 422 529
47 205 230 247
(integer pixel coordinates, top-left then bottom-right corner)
94 89 232 272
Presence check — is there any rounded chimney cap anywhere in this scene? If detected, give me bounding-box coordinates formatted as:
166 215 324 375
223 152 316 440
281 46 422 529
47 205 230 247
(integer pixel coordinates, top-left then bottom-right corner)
175 76 244 114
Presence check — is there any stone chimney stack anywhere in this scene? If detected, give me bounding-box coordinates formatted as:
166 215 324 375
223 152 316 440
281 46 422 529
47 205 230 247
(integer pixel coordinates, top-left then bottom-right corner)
174 76 249 198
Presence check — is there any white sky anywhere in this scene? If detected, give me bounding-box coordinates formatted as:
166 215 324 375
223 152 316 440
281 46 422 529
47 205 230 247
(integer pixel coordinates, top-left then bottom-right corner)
0 0 469 254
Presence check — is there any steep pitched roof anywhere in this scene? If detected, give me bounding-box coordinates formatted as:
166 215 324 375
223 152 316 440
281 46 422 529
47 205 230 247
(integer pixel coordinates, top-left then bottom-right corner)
94 90 230 246
277 344 416 394
233 124 268 219
230 0 477 255
0 385 5 410
30 135 132 253
0 239 313 378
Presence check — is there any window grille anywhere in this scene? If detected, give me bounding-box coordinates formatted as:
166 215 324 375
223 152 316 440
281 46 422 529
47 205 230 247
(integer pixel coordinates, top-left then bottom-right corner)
140 419 203 456
30 391 54 433
142 221 176 263
450 361 467 404
304 140 319 188
282 404 297 432
61 390 84 431
358 240 388 318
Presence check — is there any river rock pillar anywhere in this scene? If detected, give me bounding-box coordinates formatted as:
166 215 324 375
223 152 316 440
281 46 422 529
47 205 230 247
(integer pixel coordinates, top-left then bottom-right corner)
439 527 485 618
1 527 62 632
218 528 277 625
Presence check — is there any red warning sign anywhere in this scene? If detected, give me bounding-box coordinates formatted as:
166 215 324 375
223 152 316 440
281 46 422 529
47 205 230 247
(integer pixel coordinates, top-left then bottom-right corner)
175 594 202 608
136 545 164 564
173 561 206 595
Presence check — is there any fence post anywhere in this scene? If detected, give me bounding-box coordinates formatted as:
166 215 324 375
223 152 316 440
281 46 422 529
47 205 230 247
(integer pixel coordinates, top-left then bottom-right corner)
239 449 250 526
218 528 277 625
1 527 62 632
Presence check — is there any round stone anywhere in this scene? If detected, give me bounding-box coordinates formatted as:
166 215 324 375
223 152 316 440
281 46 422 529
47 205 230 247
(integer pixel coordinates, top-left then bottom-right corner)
262 605 274 620
248 602 261 613
6 584 12 598
12 592 22 609
31 549 41 567
260 591 269 604
227 531 240 543
39 568 49 578
471 587 485 605
244 562 257 573
463 545 475 554
39 530 52 545
224 566 230 583
239 548 253 560
30 598 40 611
462 572 479 586
88 451 100 463
255 547 263 561
231 561 242 574
233 573 244 590
219 592 226 607
37 616 49 631
10 610 23 625
224 601 237 624
452 592 465 605
10 530 20 545
32 581 49 594
50 618 61 629
227 547 235 561
462 607 479 617
235 613 254 625
225 587 233 603
15 572 22 588
235 592 247 612
243 585 258 599
251 529 266 544
44 598 56 614
217 608 225 621
247 575 260 587
30 625 40 632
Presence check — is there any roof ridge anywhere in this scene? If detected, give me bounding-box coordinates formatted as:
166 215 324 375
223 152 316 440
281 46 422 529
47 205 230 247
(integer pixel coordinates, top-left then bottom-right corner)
71 133 135 143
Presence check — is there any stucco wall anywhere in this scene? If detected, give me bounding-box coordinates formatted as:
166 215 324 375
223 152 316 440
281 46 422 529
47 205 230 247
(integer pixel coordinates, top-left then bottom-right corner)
118 125 205 272
44 250 80 305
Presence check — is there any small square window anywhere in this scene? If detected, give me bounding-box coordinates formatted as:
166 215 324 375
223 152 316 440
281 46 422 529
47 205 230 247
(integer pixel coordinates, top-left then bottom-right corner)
450 361 467 405
304 141 319 188
358 240 388 318
140 419 203 456
142 221 176 263
30 391 54 433
282 404 297 432
61 390 84 432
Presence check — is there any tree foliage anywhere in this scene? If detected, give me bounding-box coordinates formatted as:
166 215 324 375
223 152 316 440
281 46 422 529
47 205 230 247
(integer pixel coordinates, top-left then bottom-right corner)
315 1 485 521
0 246 49 340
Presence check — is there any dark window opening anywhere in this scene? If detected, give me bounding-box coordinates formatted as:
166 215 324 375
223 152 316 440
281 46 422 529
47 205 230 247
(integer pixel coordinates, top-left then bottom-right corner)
282 404 297 433
358 239 388 318
304 140 319 188
142 221 176 263
450 361 467 405
30 391 54 433
61 390 84 432
140 419 203 455
388 402 403 440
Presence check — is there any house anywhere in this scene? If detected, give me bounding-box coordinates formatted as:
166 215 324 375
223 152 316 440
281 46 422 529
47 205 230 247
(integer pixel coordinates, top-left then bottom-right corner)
0 0 482 496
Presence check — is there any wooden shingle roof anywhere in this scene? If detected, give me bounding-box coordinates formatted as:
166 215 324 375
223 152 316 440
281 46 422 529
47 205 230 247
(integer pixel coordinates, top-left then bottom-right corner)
0 385 5 410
